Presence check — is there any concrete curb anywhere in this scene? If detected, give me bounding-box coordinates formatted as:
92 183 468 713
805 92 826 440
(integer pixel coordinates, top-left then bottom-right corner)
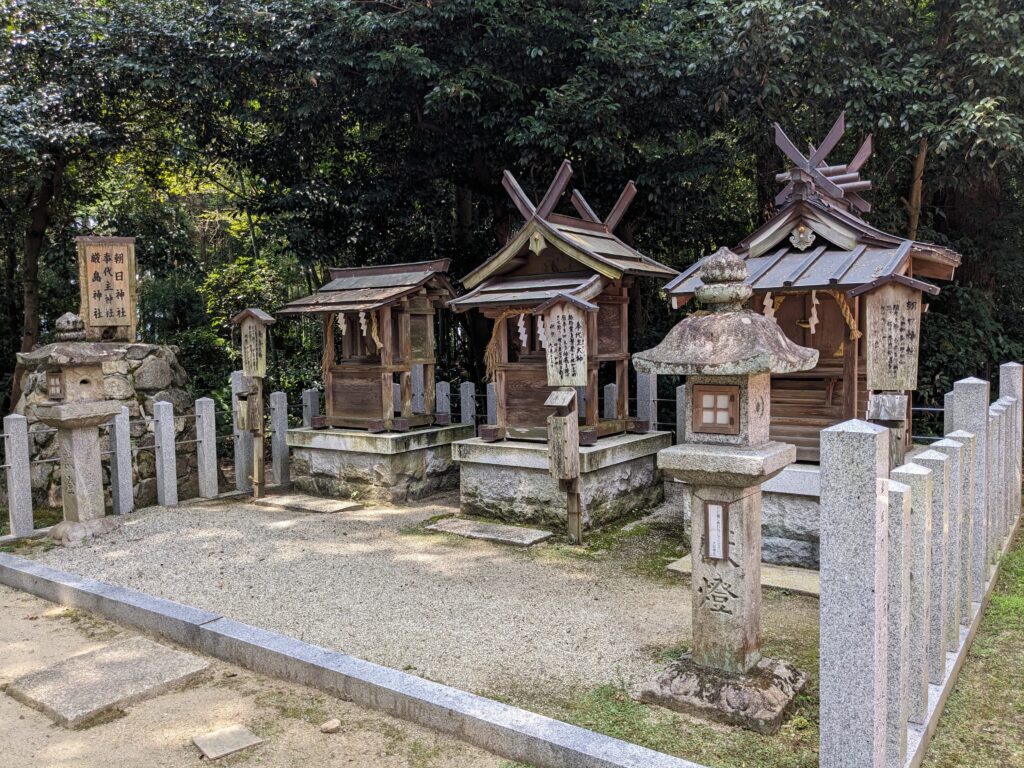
0 553 706 768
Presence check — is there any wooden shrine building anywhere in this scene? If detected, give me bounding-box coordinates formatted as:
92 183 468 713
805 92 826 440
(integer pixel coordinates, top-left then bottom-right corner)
449 160 677 443
664 114 961 461
276 259 455 432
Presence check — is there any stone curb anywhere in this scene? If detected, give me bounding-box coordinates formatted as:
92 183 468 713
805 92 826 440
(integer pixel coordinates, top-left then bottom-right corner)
0 553 706 768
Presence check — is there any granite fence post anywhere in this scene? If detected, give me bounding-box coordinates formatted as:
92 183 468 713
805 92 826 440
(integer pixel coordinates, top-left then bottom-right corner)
231 370 253 493
195 397 218 499
412 364 425 414
3 414 33 538
819 420 890 768
945 430 976 620
269 391 289 487
603 383 617 419
931 438 965 648
392 382 401 414
636 372 657 428
301 388 320 428
153 400 178 508
990 403 1007 544
951 377 989 597
997 397 1016 537
943 391 955 436
910 449 950 684
998 362 1022 522
885 479 911 768
460 382 476 426
110 406 133 515
486 382 497 425
676 385 686 445
436 381 451 418
987 408 1001 561
890 462 932 726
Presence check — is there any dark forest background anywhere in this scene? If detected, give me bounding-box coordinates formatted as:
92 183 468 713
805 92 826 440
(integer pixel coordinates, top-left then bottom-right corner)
3 0 1023 411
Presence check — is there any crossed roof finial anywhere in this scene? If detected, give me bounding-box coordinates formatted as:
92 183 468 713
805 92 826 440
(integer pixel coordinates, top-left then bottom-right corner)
501 159 637 232
774 112 874 214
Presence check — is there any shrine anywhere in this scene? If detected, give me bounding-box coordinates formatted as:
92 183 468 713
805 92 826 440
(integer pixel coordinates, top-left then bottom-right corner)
662 115 963 567
450 161 676 528
276 260 475 502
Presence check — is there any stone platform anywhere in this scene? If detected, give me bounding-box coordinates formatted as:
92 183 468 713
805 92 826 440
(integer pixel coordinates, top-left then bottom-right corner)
452 432 671 529
666 462 821 568
287 424 475 503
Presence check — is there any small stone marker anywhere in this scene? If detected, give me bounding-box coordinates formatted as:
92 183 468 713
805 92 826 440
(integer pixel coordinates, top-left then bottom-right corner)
6 637 208 728
193 724 263 760
253 493 362 515
426 517 552 547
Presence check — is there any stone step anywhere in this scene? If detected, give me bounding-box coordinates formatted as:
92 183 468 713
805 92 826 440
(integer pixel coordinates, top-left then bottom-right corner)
667 554 820 597
253 492 363 515
426 517 553 547
6 636 209 727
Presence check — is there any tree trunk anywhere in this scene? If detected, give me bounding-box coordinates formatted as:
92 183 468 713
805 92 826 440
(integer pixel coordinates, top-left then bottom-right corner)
905 137 928 240
10 158 66 409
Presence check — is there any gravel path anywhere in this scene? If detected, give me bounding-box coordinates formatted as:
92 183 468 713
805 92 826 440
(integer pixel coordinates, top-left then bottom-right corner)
31 494 691 698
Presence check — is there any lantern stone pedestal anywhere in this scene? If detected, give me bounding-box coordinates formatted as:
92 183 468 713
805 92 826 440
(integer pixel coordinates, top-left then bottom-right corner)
286 424 475 503
631 248 817 733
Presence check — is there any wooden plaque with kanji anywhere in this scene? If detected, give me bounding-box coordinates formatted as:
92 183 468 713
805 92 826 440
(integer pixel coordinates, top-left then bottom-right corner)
544 302 588 387
76 236 137 341
865 281 922 392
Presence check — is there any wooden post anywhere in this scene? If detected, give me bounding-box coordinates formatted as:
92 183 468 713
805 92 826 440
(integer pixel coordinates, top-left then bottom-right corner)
843 296 860 419
546 388 582 543
380 306 394 429
231 308 275 499
251 377 265 498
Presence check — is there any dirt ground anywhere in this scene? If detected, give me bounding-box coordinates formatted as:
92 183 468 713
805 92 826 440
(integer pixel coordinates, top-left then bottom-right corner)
0 585 507 768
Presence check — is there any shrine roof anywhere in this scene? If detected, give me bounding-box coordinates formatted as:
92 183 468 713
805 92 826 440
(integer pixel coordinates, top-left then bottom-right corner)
448 272 602 312
276 259 454 316
666 114 960 306
458 161 676 292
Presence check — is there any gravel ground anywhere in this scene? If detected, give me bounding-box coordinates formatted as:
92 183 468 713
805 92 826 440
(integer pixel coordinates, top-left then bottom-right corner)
30 493 691 699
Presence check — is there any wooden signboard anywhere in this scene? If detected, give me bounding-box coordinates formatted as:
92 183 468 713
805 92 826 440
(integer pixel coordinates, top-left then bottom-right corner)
76 236 137 341
865 281 922 392
544 302 588 387
240 318 268 378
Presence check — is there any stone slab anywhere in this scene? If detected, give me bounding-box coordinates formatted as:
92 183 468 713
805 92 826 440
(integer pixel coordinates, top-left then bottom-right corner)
657 440 795 486
287 424 475 455
426 517 553 547
6 636 209 727
253 493 363 515
193 724 263 759
666 554 820 597
452 431 672 473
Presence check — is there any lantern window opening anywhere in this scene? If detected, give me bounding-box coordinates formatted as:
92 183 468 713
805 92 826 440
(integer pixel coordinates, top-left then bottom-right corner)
46 371 64 401
692 384 740 435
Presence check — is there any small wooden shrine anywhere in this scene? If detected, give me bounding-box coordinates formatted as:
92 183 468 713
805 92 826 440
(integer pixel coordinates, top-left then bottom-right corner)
449 160 677 443
664 114 961 461
276 259 455 432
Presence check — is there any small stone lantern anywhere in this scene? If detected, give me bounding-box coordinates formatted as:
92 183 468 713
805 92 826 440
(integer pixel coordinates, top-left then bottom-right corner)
632 248 818 733
17 318 123 542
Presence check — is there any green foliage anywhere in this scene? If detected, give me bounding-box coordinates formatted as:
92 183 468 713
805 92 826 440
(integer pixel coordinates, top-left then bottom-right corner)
167 327 235 398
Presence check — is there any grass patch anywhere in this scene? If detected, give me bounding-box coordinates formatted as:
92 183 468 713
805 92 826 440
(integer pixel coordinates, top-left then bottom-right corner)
0 505 63 537
922 529 1024 768
255 688 331 725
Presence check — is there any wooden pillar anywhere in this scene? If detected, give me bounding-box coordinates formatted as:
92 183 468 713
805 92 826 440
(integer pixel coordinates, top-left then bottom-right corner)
323 313 334 419
618 285 630 419
380 306 394 429
842 295 860 419
495 317 508 431
424 310 436 416
585 311 599 426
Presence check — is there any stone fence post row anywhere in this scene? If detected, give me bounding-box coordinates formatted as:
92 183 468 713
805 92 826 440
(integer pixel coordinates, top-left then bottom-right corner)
818 368 1023 768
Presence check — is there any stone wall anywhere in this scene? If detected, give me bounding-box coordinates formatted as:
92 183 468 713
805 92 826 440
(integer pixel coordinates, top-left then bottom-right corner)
14 343 201 507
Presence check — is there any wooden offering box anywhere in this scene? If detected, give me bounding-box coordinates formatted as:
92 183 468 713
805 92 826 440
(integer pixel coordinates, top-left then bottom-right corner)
277 260 455 432
665 114 961 461
449 160 677 444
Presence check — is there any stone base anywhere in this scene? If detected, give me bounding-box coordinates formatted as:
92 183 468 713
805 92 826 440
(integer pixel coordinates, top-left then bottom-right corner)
286 424 475 503
635 655 808 734
452 432 671 528
667 463 822 568
48 517 123 548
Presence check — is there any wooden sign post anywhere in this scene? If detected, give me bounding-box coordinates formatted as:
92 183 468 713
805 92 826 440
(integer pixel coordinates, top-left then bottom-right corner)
231 308 276 499
543 300 589 388
545 388 582 543
75 236 137 341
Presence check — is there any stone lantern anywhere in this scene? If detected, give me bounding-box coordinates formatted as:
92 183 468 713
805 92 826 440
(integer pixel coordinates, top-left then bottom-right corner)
632 248 818 733
17 316 123 543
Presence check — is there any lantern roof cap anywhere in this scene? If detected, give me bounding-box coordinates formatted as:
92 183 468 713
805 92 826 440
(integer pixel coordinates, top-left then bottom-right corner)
633 248 819 376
